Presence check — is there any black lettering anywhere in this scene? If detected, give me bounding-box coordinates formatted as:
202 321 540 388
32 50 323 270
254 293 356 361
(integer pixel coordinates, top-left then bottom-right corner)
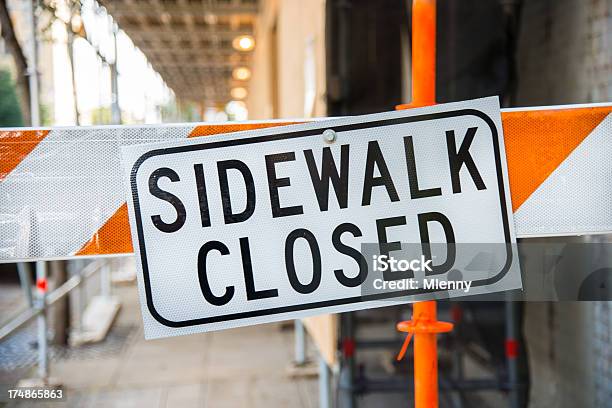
240 237 279 300
149 167 186 233
197 241 235 306
418 212 456 276
217 160 256 224
362 141 400 206
265 152 304 218
332 223 367 287
193 164 211 227
285 229 321 294
446 127 486 193
376 216 410 281
404 136 442 199
304 145 350 211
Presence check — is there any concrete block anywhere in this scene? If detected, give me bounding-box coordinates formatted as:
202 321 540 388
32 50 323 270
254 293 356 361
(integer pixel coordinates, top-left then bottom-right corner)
70 296 120 347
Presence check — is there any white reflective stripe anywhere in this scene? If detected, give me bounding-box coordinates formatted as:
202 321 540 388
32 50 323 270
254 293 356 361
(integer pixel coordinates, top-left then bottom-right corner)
502 102 612 112
1 110 612 261
0 126 193 260
515 114 612 237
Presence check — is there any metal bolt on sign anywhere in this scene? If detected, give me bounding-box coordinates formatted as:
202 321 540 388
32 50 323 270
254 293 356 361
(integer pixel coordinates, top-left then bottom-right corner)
322 129 337 143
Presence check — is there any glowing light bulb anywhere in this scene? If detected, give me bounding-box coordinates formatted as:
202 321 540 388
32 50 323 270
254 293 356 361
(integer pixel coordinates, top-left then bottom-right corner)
230 87 248 99
232 35 255 51
232 67 251 81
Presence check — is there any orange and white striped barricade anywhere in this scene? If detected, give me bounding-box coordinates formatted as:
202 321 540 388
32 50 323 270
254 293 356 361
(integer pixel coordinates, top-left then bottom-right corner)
1 104 610 263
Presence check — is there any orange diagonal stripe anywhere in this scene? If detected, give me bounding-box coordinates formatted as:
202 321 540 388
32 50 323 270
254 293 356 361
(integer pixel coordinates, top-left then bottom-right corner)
77 203 133 255
77 109 611 256
188 122 299 138
0 129 50 181
502 107 610 212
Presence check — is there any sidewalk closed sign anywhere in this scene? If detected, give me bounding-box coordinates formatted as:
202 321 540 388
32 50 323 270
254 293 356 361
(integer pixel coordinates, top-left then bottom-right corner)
122 97 521 339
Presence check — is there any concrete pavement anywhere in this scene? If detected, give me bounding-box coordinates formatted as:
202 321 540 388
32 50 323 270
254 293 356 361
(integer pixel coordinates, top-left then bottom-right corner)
7 283 319 408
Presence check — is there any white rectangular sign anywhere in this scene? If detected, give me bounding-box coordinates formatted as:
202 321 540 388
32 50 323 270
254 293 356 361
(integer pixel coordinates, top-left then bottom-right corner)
122 97 521 339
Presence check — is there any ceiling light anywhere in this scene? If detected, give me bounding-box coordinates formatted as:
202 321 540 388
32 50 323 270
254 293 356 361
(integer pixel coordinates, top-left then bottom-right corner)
230 87 248 99
232 35 255 52
232 67 251 81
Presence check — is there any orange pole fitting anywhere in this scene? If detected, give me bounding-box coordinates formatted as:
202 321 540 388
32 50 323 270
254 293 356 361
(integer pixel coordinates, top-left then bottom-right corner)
394 1 453 408
395 302 453 407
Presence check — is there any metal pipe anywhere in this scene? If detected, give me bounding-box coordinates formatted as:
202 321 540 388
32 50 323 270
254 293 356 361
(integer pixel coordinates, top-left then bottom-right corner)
100 261 111 298
294 319 306 365
395 2 447 408
17 262 33 307
27 0 40 126
355 377 507 393
505 298 520 408
35 261 48 381
413 301 439 407
319 354 332 408
396 0 437 110
340 311 356 408
355 339 402 348
110 22 121 125
411 0 436 106
453 328 465 407
0 307 40 341
71 261 84 334
46 274 82 306
0 260 104 342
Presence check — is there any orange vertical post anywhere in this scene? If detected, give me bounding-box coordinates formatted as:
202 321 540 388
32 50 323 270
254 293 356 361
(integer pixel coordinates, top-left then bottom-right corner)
395 1 454 408
412 302 440 407
397 0 437 109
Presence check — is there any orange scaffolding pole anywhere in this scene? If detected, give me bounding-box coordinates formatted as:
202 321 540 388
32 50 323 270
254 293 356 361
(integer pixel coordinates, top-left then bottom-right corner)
395 1 453 407
397 0 437 110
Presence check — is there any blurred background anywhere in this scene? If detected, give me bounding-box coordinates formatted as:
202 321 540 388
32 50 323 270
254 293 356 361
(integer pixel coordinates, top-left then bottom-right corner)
0 0 610 407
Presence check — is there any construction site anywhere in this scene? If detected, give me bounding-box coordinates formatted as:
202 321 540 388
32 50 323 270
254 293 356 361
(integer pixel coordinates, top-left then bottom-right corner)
0 0 611 407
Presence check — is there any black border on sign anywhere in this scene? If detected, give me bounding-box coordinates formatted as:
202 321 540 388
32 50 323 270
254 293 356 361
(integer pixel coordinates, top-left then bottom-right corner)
130 108 514 328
